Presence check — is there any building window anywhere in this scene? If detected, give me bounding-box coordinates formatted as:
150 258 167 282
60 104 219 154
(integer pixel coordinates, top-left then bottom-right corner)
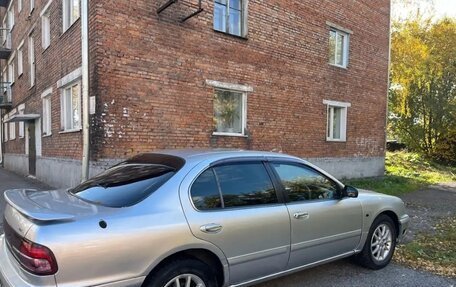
9 112 16 140
8 55 15 84
42 90 52 136
30 0 35 13
18 104 25 138
7 4 14 30
63 0 80 32
329 28 349 68
214 89 246 135
18 0 22 13
3 116 8 142
29 35 35 87
41 10 51 49
324 100 351 142
214 0 246 37
2 67 7 94
17 41 23 76
61 82 81 131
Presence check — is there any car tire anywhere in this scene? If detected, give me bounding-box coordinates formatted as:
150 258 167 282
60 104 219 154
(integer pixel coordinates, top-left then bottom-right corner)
355 214 397 270
144 258 219 287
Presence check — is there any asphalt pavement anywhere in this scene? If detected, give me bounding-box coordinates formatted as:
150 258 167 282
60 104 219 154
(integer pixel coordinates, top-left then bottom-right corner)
0 167 454 287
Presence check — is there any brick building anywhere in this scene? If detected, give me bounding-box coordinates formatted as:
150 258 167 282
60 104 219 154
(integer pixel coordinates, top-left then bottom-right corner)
0 0 391 188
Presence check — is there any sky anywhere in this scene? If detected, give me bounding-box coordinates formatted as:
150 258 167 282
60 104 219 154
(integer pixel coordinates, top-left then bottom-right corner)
393 0 456 20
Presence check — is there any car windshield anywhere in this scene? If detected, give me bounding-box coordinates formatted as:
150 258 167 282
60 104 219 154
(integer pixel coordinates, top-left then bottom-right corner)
69 163 176 208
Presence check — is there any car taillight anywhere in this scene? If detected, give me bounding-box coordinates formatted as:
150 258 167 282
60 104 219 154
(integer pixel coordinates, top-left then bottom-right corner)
4 220 58 276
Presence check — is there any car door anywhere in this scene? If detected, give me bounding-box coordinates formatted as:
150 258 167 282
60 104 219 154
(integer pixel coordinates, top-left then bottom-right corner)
180 160 291 285
269 161 363 268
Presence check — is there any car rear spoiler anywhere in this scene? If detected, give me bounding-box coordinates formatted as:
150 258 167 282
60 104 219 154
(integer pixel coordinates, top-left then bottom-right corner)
4 189 75 222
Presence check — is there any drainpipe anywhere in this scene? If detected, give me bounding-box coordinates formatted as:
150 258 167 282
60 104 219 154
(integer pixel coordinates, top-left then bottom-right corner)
81 0 90 182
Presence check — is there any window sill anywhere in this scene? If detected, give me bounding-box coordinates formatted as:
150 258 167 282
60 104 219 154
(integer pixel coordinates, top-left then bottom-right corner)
18 73 23 79
61 18 81 37
59 128 81 134
42 133 52 138
213 29 248 41
326 138 347 143
212 132 248 138
329 63 348 70
42 45 50 53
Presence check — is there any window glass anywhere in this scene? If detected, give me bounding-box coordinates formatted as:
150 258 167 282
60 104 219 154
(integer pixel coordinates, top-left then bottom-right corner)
71 84 80 128
272 163 339 202
214 163 277 208
329 31 336 64
336 33 345 66
214 0 227 32
329 29 348 67
214 90 243 134
70 164 176 208
214 0 243 36
191 169 222 210
332 106 342 139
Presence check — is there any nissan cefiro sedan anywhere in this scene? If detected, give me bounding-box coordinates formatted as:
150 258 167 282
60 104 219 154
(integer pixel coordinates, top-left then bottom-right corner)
0 150 409 287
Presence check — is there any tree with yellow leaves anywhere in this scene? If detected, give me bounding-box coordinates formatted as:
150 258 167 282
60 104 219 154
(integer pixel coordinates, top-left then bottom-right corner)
389 16 456 163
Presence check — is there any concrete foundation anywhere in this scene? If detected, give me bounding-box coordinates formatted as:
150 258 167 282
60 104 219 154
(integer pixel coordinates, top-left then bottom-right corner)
3 154 29 177
3 153 385 188
307 156 385 179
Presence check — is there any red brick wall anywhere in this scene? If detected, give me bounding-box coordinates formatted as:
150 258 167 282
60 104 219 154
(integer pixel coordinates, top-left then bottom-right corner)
91 0 390 161
1 0 92 159
2 0 390 164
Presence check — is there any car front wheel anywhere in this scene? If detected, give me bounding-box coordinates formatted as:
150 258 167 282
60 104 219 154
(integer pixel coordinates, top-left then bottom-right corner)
355 214 397 270
145 258 218 287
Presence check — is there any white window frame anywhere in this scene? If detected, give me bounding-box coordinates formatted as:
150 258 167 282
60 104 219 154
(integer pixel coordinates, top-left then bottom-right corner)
8 53 15 84
18 0 22 13
324 100 351 142
60 81 81 132
3 116 8 142
7 3 15 30
328 25 351 69
213 0 248 37
9 110 16 140
62 0 80 33
41 1 52 49
206 80 251 137
17 40 24 76
18 104 25 138
30 0 35 14
42 88 52 136
28 35 35 87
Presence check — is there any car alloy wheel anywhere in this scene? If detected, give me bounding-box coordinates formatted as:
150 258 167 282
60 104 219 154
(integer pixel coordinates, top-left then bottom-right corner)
370 223 393 262
164 274 206 287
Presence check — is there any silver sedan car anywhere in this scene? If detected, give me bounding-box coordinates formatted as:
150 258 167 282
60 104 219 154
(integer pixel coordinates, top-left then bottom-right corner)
0 150 409 287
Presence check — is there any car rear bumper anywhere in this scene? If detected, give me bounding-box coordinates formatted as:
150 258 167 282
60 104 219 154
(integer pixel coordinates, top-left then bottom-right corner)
0 235 57 287
397 214 410 243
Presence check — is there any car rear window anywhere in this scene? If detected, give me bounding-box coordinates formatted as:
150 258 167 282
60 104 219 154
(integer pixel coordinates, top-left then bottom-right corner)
70 163 177 208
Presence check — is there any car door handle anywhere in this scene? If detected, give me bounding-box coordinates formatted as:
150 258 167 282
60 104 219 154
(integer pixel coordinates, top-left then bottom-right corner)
293 212 309 219
200 223 223 234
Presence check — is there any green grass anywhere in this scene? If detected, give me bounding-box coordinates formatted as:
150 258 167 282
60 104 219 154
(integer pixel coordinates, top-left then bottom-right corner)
395 218 456 278
345 151 456 196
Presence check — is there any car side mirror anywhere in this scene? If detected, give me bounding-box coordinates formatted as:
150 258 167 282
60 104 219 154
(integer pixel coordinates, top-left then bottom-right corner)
343 185 359 198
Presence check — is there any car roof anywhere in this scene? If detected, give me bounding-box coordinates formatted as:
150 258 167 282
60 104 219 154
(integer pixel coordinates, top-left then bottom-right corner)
142 149 300 162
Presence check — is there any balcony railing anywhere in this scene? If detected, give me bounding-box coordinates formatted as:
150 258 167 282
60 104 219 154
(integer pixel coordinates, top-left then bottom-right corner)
0 28 12 59
0 83 12 109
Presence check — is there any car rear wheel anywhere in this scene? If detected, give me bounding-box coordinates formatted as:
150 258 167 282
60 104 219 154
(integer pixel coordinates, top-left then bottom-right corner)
145 258 218 287
355 214 397 270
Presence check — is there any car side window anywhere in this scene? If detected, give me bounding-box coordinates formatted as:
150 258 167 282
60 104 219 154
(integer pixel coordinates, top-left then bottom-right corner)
191 169 223 210
214 163 278 208
271 163 339 202
190 162 279 210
